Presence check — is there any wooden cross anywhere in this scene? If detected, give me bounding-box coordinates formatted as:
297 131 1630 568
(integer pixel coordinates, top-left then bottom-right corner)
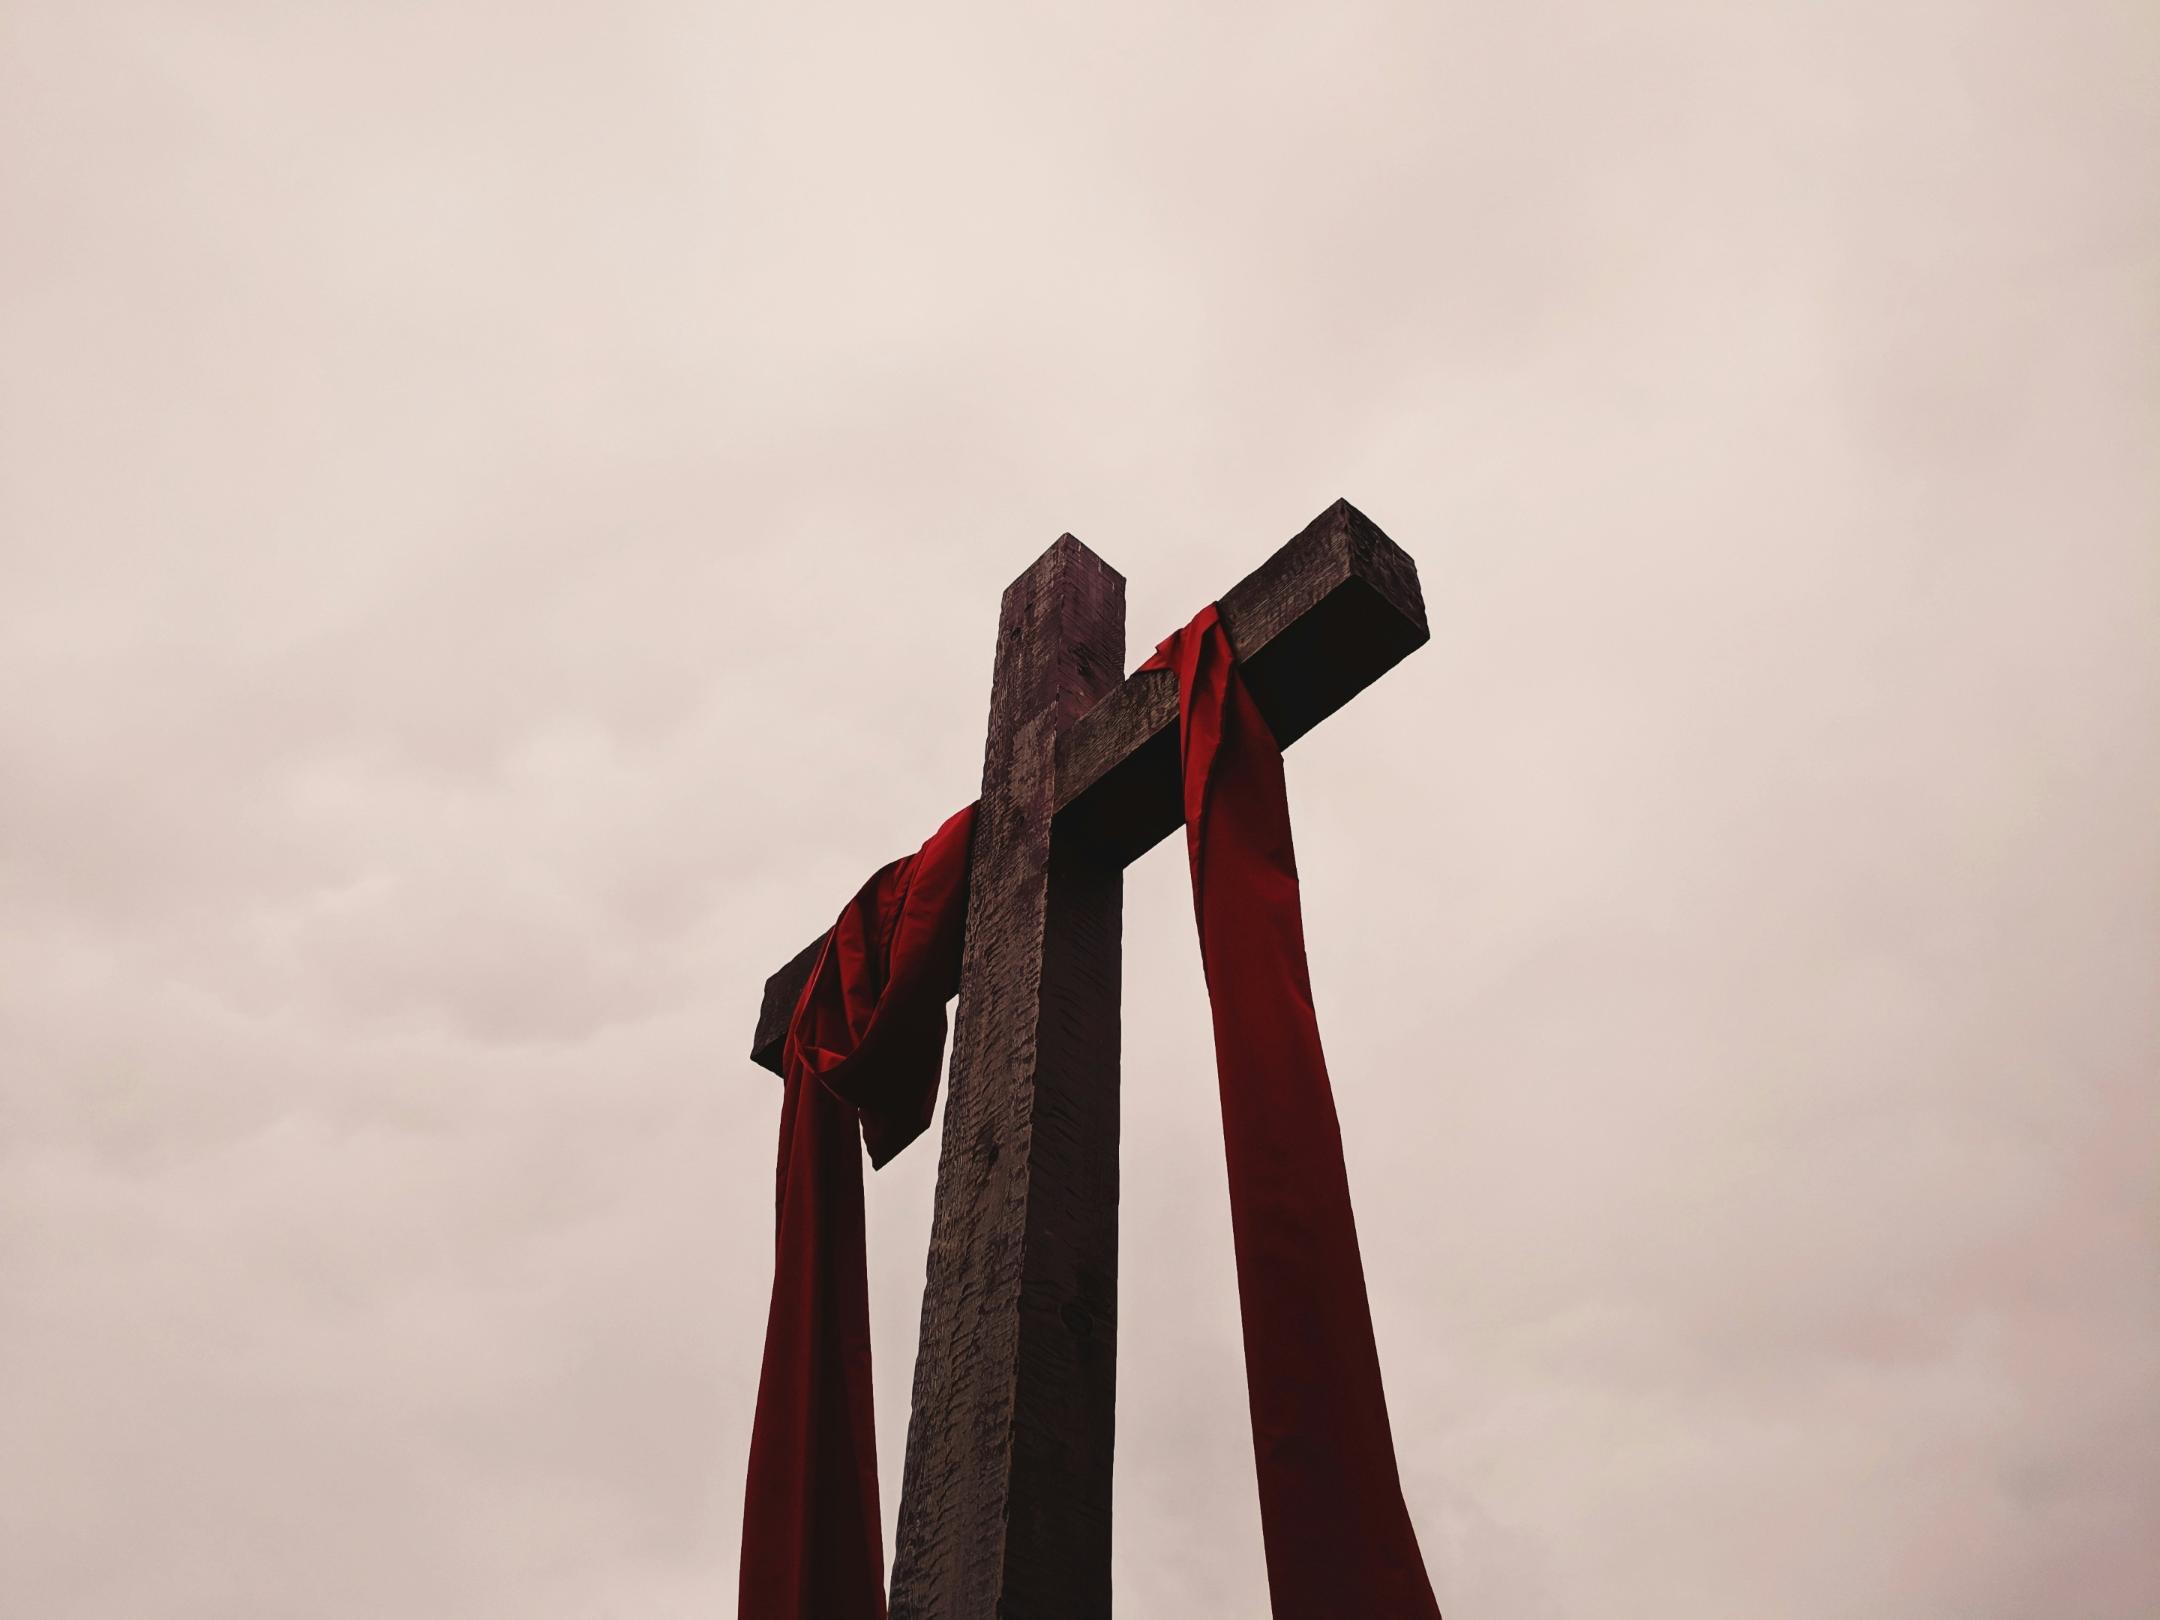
749 499 1429 1619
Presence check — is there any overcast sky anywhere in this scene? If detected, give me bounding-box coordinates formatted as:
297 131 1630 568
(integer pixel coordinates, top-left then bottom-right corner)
3 2 2155 1616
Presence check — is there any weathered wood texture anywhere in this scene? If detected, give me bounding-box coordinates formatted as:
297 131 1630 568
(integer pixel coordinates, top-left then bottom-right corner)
885 538 1126 1620
747 497 1426 1073
1055 496 1426 865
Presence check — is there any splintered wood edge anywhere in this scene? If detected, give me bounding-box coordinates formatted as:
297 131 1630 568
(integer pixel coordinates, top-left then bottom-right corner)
749 497 1427 1077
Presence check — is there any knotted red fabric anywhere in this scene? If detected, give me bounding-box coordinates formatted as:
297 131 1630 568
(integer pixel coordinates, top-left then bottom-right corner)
738 803 975 1620
740 606 1439 1618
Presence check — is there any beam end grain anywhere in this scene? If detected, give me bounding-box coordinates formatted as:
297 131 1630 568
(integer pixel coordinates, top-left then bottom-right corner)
750 934 827 1076
1052 498 1427 865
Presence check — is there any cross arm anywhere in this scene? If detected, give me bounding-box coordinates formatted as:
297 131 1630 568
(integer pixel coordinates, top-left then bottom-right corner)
748 496 1427 1075
1053 496 1426 864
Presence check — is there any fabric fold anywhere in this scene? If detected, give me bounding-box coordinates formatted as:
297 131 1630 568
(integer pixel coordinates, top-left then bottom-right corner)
738 803 975 1620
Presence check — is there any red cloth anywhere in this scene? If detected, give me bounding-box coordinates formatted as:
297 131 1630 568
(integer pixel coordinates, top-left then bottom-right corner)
740 605 1440 1618
738 803 975 1620
1147 604 1442 1619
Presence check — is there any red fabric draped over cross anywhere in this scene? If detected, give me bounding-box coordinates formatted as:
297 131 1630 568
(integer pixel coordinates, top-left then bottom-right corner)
739 607 1439 1619
738 803 975 1619
1145 605 1442 1619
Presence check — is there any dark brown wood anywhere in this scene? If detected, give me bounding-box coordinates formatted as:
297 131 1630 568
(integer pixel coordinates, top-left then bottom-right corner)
748 498 1427 1074
885 537 1126 1620
1056 496 1427 866
749 934 825 1074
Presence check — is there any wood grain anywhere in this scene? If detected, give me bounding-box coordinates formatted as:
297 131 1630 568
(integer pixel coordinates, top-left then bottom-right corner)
885 537 1126 1619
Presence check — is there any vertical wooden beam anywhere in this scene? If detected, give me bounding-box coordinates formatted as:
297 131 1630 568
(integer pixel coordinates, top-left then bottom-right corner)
888 537 1125 1620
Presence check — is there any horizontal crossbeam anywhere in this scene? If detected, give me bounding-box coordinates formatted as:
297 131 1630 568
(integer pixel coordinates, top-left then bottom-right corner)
749 497 1427 1074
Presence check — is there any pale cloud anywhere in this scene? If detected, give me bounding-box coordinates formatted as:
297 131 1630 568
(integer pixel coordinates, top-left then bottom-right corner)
2 1 2154 1616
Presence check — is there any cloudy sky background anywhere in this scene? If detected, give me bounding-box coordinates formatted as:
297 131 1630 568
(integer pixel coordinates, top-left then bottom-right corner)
3 1 2155 1615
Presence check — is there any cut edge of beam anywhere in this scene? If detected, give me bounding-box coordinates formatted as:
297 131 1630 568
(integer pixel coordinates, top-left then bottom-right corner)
750 933 827 1075
1051 499 1427 863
